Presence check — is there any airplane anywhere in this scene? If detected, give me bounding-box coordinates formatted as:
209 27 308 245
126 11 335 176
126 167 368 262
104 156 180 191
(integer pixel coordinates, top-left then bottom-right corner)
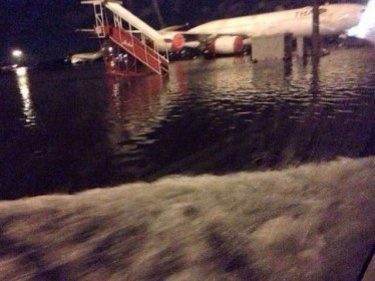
70 50 104 64
87 1 366 57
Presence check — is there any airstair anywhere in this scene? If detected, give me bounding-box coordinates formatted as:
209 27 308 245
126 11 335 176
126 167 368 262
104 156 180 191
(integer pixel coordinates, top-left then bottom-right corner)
82 1 169 76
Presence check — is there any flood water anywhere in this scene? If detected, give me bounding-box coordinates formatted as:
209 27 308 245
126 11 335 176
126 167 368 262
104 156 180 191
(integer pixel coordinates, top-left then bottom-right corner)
1 48 374 199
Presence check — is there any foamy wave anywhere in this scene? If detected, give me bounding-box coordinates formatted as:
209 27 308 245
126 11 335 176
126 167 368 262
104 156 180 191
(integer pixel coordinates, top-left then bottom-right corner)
0 157 374 280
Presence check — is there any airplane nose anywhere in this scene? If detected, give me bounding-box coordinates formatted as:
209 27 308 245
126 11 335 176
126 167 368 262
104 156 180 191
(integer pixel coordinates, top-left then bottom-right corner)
357 5 366 17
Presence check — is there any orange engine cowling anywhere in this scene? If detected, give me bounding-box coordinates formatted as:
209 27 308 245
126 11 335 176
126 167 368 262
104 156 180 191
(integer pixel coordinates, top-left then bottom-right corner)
206 36 244 55
171 33 186 52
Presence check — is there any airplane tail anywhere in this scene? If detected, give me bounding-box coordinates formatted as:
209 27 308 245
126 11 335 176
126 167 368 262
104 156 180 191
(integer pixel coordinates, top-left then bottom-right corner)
104 1 169 50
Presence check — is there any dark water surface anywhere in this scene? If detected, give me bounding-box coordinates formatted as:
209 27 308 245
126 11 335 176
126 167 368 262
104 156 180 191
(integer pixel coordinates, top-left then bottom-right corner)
1 48 374 199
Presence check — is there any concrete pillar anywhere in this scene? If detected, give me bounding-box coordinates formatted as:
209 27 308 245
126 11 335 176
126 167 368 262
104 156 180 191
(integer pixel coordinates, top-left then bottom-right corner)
252 33 293 62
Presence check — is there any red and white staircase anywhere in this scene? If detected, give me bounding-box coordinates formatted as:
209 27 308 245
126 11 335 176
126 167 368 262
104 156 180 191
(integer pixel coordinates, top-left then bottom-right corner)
109 27 169 75
83 1 169 76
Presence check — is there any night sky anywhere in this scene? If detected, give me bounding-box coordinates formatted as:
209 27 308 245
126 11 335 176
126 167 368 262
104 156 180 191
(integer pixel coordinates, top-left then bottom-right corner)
1 0 366 64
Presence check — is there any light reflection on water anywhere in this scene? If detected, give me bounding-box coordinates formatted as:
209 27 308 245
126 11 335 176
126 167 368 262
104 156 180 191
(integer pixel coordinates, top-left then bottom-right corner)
0 48 374 199
105 49 374 182
15 67 36 126
107 75 168 141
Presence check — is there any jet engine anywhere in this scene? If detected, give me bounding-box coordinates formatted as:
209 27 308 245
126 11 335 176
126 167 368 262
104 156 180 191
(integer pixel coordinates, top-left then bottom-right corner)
206 36 245 55
171 33 186 51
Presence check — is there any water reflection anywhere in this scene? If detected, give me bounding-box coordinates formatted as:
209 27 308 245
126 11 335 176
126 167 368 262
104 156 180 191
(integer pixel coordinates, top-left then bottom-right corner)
252 60 293 90
15 67 36 126
1 65 115 199
105 74 179 180
136 49 373 179
0 48 373 198
106 75 170 142
169 61 189 94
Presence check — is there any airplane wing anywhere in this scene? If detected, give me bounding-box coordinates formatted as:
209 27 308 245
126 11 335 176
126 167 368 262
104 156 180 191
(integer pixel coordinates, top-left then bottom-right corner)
159 24 189 33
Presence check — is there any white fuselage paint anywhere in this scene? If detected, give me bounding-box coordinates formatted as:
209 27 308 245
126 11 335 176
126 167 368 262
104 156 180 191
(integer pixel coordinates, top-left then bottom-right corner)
104 2 364 51
188 4 364 38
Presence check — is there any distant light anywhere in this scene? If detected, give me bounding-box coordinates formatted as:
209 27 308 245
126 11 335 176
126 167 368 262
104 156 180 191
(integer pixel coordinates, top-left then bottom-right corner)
12 49 23 58
16 67 27 76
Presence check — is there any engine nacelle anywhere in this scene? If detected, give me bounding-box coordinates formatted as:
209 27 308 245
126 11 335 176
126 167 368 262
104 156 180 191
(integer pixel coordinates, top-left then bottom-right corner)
206 36 245 55
171 33 186 52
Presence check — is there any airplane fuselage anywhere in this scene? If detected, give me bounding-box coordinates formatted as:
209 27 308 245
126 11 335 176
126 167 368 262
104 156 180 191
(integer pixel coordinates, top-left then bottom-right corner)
188 4 364 38
103 2 365 55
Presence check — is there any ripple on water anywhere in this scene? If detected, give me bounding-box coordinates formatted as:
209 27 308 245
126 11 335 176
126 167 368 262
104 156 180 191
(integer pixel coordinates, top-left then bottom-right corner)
0 48 374 198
